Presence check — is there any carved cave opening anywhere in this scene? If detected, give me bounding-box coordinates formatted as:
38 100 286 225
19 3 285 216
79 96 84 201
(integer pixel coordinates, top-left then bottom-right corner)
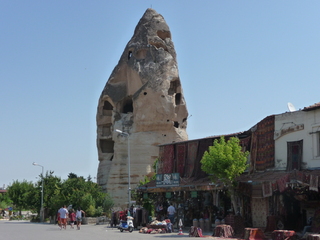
175 93 181 105
100 139 115 153
101 124 112 137
128 51 133 60
174 121 179 128
103 100 113 110
157 30 171 40
103 100 113 116
122 97 133 113
168 79 180 95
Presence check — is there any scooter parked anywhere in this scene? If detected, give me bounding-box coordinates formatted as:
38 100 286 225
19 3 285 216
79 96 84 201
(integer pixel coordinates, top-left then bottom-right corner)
119 216 134 232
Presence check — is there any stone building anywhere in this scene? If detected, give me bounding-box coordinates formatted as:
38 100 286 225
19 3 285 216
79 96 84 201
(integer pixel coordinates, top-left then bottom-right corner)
96 8 189 208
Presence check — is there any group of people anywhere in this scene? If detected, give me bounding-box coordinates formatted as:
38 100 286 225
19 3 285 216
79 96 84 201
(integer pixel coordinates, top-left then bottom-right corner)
57 205 85 230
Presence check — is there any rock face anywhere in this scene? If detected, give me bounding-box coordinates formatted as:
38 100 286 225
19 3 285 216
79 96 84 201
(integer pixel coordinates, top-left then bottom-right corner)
96 8 188 208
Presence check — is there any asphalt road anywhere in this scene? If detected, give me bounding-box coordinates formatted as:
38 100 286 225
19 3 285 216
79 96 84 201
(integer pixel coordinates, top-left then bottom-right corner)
0 220 215 240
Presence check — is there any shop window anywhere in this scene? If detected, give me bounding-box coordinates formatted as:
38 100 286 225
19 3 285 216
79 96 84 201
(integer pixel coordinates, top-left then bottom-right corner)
100 139 114 153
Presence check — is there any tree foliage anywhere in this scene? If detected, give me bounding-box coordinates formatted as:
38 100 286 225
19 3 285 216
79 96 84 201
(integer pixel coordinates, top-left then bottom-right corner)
7 180 36 213
0 191 12 209
201 136 249 186
67 172 78 179
201 136 249 212
6 172 114 219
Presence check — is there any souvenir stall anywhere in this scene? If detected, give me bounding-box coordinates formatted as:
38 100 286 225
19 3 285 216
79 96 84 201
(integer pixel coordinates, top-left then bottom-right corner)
236 169 320 233
138 179 231 233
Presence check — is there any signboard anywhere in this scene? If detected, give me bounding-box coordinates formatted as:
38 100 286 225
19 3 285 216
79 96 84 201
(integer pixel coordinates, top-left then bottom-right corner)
156 173 180 187
191 191 197 198
166 192 172 198
143 193 148 199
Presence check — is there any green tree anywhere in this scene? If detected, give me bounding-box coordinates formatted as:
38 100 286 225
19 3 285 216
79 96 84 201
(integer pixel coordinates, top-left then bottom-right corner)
59 176 105 216
131 159 159 217
7 180 36 215
6 172 108 220
102 193 114 217
39 172 62 218
0 192 12 210
67 172 78 179
201 136 249 213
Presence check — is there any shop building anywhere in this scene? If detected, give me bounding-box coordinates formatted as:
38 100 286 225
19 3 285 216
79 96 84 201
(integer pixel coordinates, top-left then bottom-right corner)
138 102 320 233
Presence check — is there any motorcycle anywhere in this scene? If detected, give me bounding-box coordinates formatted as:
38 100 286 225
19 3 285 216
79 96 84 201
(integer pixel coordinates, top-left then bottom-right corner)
119 216 134 232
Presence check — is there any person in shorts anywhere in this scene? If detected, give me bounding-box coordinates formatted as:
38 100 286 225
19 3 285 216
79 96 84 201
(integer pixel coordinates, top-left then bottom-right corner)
76 207 85 230
58 205 69 230
69 209 76 229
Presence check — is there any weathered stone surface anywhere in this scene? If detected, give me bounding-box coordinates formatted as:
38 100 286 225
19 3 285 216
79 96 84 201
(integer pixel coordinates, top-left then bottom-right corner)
96 8 188 208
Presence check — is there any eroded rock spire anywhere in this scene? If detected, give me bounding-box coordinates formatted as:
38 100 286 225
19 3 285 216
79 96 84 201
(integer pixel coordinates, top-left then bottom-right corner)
96 8 188 208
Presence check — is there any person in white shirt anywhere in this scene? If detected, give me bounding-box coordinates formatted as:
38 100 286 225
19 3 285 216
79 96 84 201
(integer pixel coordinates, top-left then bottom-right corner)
76 207 85 230
58 205 69 230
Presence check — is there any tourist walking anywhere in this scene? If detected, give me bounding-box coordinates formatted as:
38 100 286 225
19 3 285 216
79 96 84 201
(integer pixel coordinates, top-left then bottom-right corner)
167 202 176 227
76 207 85 230
69 209 76 229
58 205 69 230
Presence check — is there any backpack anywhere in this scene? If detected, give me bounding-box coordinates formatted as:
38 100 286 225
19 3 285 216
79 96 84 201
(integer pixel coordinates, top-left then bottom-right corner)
189 226 204 237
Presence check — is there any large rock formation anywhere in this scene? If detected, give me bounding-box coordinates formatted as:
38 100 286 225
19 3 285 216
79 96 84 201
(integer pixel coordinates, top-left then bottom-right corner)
96 8 188 208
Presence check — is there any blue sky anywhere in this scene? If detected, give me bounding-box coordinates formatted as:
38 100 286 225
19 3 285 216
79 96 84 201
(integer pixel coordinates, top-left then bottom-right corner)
1 1 319 188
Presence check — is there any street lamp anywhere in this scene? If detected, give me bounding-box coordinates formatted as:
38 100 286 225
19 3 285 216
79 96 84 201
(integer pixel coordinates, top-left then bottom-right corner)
33 162 44 222
115 129 131 210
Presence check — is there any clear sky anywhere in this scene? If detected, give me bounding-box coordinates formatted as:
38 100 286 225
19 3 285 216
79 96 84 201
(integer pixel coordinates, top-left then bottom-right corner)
1 1 319 188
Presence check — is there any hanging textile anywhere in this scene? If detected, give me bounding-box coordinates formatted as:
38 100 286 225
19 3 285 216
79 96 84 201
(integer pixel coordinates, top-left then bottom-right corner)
160 145 174 174
185 141 198 178
176 143 186 177
276 174 290 193
310 175 319 192
262 182 272 197
251 115 275 171
194 138 213 179
158 146 165 174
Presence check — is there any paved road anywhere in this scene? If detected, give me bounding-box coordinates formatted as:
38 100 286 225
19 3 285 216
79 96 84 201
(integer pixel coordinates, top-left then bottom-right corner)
0 220 215 240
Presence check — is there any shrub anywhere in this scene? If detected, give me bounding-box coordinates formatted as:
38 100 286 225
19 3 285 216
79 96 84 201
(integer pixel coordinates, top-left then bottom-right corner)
86 205 95 217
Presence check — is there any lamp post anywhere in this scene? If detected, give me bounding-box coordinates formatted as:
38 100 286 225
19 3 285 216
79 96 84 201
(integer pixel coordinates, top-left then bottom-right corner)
115 129 131 210
33 162 44 222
